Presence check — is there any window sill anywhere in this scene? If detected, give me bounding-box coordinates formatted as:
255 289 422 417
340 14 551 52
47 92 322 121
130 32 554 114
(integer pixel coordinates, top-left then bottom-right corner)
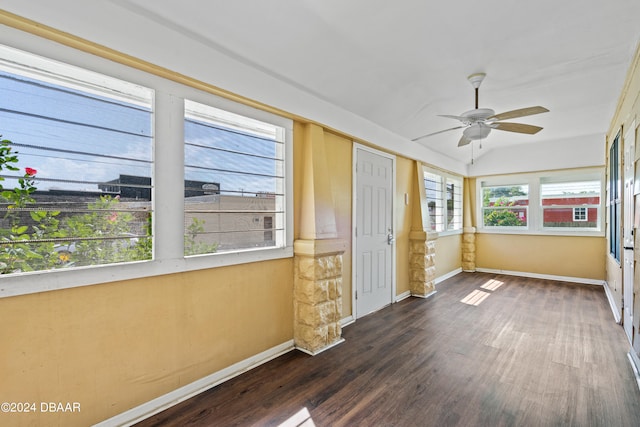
477 228 605 238
0 246 294 299
437 229 463 237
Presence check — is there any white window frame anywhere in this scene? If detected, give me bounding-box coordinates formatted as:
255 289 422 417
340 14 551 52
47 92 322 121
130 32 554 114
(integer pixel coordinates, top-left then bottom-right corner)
480 182 530 231
573 207 588 222
0 27 293 298
423 166 463 236
477 167 604 236
182 98 288 256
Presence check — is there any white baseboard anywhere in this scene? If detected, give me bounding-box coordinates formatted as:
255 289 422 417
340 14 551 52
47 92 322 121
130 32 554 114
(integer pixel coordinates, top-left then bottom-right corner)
295 337 345 356
341 315 355 328
475 268 605 286
603 281 622 324
95 340 295 427
435 268 463 285
412 289 437 299
628 351 640 392
395 290 411 302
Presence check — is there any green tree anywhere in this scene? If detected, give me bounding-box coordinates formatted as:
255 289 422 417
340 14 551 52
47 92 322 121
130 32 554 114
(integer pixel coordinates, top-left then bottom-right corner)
483 196 525 226
62 195 151 266
184 217 219 256
484 186 527 198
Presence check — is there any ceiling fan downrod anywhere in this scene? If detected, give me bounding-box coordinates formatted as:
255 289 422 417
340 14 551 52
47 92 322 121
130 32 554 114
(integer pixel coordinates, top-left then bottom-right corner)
468 72 486 110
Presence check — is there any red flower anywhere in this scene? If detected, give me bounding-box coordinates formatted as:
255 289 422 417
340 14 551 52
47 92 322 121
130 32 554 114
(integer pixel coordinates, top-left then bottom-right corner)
25 167 37 176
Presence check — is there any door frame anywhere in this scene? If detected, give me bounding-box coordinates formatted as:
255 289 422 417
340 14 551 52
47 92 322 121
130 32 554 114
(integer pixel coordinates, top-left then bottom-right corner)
351 143 397 320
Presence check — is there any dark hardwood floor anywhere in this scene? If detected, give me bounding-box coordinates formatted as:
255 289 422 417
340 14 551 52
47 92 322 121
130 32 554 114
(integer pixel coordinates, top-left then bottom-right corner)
136 273 640 426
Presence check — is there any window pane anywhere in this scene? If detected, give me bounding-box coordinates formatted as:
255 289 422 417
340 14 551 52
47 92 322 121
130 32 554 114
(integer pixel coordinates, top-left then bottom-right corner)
609 136 621 261
184 100 285 255
424 172 443 231
0 46 153 274
446 177 462 230
541 180 600 229
482 185 528 227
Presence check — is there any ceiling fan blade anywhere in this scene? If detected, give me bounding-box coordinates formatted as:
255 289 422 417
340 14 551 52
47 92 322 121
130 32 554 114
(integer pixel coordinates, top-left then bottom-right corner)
488 106 549 122
458 135 472 147
438 114 468 121
412 126 466 141
492 122 543 134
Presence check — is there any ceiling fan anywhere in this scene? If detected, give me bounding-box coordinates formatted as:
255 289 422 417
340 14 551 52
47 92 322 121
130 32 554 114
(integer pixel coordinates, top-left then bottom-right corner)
412 73 549 147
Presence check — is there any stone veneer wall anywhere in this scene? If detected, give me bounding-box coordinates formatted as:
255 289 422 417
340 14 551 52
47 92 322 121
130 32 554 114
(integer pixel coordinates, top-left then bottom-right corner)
409 231 437 298
293 239 345 355
462 226 476 272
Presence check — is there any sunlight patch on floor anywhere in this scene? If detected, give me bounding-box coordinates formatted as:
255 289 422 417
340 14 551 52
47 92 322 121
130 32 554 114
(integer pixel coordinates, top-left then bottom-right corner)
481 279 504 291
461 289 491 306
278 407 316 427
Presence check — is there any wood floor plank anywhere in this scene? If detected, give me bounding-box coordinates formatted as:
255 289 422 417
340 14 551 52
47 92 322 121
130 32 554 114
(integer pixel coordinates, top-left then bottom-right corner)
135 273 640 426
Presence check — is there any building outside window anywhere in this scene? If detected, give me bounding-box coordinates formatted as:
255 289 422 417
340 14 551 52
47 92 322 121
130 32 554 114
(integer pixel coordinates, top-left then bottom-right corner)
540 179 600 229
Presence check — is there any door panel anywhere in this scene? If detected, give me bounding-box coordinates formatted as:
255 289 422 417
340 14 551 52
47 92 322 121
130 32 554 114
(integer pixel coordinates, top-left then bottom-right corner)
355 148 394 317
624 124 635 343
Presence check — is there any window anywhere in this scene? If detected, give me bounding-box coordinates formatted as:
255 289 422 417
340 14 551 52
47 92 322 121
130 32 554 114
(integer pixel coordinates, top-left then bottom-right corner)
184 99 286 255
478 168 604 235
0 44 153 273
0 33 294 297
609 133 621 261
481 184 529 228
423 168 462 233
573 207 587 222
541 178 600 230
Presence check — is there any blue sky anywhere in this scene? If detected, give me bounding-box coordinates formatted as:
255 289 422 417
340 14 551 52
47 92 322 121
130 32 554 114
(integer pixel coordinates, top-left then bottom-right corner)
1 68 282 197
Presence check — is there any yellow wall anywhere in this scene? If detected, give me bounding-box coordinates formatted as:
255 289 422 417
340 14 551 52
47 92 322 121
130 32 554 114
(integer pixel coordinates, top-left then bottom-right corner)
476 233 606 280
395 156 415 296
435 233 462 279
323 131 353 317
0 260 293 427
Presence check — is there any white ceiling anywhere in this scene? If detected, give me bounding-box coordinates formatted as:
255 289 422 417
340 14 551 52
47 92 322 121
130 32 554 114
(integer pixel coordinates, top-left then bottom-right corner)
2 0 640 173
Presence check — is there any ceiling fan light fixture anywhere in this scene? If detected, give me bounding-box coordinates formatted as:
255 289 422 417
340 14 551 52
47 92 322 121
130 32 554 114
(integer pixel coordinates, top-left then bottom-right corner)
463 123 491 140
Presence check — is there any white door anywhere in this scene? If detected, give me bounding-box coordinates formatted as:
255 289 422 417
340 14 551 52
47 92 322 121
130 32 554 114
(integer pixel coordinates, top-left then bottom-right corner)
354 146 394 317
623 124 635 343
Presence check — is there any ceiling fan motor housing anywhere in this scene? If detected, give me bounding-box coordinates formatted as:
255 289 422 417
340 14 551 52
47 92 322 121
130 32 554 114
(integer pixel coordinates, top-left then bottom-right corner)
460 108 495 125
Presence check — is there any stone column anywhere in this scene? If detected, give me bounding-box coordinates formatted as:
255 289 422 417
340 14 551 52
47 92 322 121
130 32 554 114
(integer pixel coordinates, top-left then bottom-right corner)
294 239 346 355
462 226 476 272
461 178 477 272
409 230 437 298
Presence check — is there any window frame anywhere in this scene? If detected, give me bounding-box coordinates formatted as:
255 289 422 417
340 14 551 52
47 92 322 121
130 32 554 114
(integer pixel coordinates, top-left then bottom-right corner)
0 28 293 298
573 207 588 222
608 132 621 262
182 98 288 256
477 168 605 237
423 166 463 236
480 182 530 231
